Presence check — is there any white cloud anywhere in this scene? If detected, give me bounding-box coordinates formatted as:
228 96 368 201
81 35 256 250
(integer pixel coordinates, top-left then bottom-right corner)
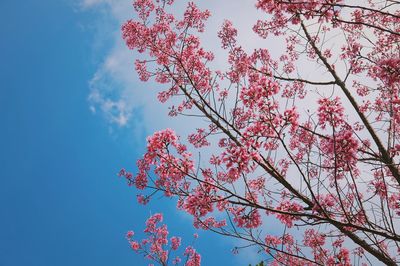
80 0 103 8
88 86 131 127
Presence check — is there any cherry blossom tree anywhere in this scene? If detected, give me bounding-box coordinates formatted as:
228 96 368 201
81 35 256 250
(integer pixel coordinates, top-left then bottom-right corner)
119 0 400 265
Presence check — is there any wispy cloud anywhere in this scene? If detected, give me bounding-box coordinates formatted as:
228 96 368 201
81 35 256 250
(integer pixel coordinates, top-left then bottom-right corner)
83 0 160 130
87 40 139 127
80 0 103 8
83 0 194 132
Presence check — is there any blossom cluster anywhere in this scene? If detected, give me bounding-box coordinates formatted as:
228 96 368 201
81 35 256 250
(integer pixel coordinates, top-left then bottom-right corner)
126 213 200 266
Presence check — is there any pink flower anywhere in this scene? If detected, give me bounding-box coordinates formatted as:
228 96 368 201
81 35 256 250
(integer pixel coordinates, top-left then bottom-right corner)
137 194 149 205
170 236 181 250
276 200 303 228
218 20 237 49
130 241 140 251
126 230 134 239
317 97 344 129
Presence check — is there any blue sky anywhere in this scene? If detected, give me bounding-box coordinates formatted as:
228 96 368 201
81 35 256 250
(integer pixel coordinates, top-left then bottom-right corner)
0 1 261 265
